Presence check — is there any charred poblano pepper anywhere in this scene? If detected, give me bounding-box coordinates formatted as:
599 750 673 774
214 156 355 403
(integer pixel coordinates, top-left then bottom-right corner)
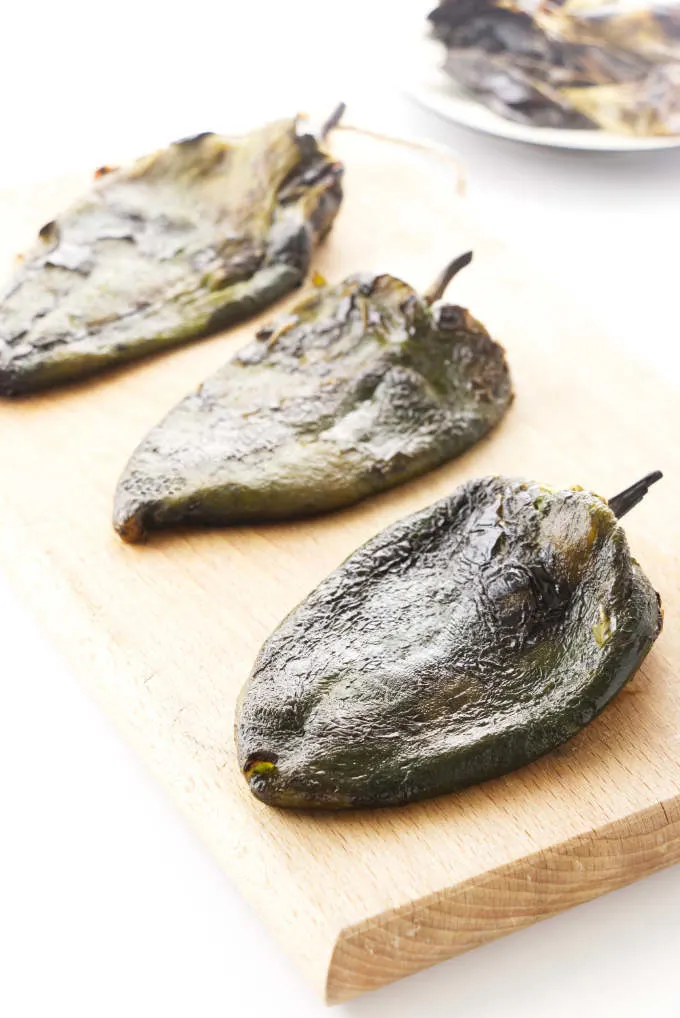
562 65 680 138
113 252 512 542
428 0 680 135
236 473 663 809
0 108 345 395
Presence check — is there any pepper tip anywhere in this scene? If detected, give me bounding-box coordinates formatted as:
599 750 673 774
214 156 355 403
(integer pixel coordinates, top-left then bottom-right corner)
114 507 148 544
423 250 473 305
318 102 347 141
608 471 663 520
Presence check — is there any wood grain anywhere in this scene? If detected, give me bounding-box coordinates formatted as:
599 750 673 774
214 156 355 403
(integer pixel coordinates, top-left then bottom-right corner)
1 128 679 1005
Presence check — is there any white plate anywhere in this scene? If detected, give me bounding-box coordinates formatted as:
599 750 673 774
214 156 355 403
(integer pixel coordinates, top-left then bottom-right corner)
403 30 680 152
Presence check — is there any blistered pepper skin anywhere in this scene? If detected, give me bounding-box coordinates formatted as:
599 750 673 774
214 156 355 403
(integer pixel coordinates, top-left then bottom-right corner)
0 117 343 395
235 476 662 810
113 265 512 541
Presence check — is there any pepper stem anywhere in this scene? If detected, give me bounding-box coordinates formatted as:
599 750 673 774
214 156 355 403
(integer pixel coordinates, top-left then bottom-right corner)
423 251 473 305
318 102 347 141
609 471 662 519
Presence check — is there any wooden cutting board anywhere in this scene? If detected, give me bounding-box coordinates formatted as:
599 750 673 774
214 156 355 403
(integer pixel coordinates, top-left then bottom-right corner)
1 128 679 1005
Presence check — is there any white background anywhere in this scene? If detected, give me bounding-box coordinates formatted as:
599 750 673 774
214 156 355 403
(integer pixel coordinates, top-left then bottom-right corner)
2 2 680 1016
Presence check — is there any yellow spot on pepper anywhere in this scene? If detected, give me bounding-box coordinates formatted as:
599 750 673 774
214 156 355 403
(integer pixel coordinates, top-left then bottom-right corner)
244 760 277 780
592 606 617 648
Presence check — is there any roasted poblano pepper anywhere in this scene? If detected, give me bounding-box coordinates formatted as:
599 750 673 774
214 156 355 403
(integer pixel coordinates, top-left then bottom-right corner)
428 0 680 135
113 252 512 542
0 108 345 395
236 473 663 809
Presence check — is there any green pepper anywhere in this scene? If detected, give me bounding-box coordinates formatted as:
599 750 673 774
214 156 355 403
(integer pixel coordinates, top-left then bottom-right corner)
0 107 345 395
236 473 662 809
113 252 512 542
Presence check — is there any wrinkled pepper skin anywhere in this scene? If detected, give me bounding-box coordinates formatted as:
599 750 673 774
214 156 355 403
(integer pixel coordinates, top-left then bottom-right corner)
427 0 680 135
236 476 662 809
0 117 343 395
113 263 512 541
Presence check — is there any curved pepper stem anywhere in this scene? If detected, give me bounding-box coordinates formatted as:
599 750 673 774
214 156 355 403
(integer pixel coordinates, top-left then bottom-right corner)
609 471 663 519
423 251 473 305
318 103 347 141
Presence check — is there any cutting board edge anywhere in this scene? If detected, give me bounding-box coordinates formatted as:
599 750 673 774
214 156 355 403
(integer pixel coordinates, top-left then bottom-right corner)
325 794 680 1004
0 491 369 1001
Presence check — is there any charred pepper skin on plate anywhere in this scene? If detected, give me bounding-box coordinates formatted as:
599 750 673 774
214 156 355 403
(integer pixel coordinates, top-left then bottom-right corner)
113 252 512 542
0 108 345 395
236 474 662 810
427 1 680 135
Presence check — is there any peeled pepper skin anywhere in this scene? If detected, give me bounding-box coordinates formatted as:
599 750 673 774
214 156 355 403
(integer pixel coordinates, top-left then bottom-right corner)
235 477 662 809
113 271 512 542
0 118 343 395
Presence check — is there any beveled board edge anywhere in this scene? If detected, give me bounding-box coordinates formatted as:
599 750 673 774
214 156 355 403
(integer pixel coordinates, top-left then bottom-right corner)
326 796 680 1003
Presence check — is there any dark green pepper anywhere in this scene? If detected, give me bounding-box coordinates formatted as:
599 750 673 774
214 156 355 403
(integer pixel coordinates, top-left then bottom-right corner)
236 473 662 809
0 108 345 395
113 252 512 542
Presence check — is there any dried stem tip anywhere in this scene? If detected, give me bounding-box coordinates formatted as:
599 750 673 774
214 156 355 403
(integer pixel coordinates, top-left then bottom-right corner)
423 251 473 305
318 103 347 141
609 471 663 519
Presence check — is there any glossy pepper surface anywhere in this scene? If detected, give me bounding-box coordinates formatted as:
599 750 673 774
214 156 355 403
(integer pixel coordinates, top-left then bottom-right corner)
113 252 512 541
236 474 662 809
